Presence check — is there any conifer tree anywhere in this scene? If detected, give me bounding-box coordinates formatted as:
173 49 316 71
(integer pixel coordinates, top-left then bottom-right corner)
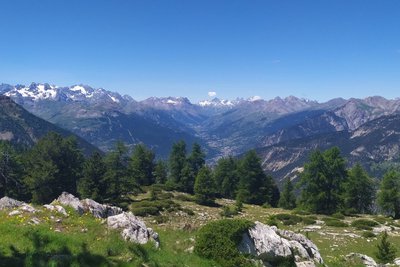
128 144 155 186
77 151 106 201
24 132 83 203
188 143 205 177
378 170 400 219
194 166 216 205
102 141 130 202
168 140 187 189
278 178 297 210
343 163 375 214
213 157 239 199
154 160 168 184
0 142 24 199
298 147 347 214
236 150 275 205
375 231 396 263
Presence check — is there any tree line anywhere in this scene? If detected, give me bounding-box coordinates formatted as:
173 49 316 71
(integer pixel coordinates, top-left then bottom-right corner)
280 147 400 219
0 132 279 207
1 132 399 219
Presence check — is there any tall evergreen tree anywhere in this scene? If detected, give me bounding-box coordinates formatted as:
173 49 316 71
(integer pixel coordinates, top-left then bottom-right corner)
194 166 216 205
128 144 155 186
154 160 168 184
0 142 24 199
213 157 239 199
343 163 375 214
298 147 347 214
102 141 130 202
278 178 297 210
236 150 275 205
378 170 400 219
24 132 83 203
168 140 187 189
188 143 205 177
77 151 106 201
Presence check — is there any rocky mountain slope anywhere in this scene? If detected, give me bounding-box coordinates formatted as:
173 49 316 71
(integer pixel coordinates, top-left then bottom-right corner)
0 95 97 154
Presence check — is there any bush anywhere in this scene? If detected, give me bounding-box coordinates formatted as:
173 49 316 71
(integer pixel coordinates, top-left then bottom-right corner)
154 215 168 224
131 206 159 216
130 199 181 216
275 214 303 225
301 217 316 225
266 216 279 227
331 213 345 219
181 208 195 216
324 218 348 227
292 210 311 215
351 219 379 230
220 206 239 218
175 194 196 202
362 231 376 238
195 219 254 267
376 231 397 263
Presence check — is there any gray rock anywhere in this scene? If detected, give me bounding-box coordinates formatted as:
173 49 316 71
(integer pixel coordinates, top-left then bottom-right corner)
8 210 21 216
0 196 24 210
19 204 38 213
81 198 122 218
346 253 377 267
54 192 84 215
394 257 400 266
107 212 159 247
43 204 68 216
238 222 323 267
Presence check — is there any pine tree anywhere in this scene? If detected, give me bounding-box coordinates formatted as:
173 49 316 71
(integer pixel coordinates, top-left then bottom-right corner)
102 141 130 202
375 231 396 263
154 160 168 184
188 143 205 177
24 132 84 204
378 170 400 219
194 166 216 205
278 178 297 210
168 140 187 189
77 151 106 201
343 163 375 214
213 157 239 199
0 142 24 199
236 150 275 205
128 144 155 186
298 147 347 214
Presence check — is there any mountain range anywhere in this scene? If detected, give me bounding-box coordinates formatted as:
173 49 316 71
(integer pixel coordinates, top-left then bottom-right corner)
2 82 400 182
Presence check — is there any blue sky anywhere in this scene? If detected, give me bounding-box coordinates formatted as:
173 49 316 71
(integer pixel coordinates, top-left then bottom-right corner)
1 0 400 102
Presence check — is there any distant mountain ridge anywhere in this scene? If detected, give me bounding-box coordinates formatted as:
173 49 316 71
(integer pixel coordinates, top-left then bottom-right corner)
2 82 400 182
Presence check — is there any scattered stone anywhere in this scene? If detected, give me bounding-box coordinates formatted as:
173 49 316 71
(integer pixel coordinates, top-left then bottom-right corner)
107 212 159 248
372 225 392 234
44 204 68 216
394 257 400 266
185 246 194 253
0 196 24 210
19 204 37 213
8 210 21 216
30 217 41 225
54 192 84 215
238 222 323 267
346 253 377 267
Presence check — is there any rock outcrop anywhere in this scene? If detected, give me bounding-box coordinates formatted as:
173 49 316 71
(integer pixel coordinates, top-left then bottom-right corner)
0 196 24 210
238 221 323 267
54 192 122 218
346 253 377 267
107 212 160 248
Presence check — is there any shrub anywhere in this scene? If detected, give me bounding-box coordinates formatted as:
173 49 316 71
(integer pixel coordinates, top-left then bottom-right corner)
175 194 196 202
181 208 195 216
351 219 379 230
301 217 316 225
266 216 279 227
131 206 159 216
130 199 181 216
331 213 345 219
362 231 376 238
275 214 303 225
195 219 254 267
220 206 239 218
292 210 311 215
154 215 168 224
324 218 348 227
